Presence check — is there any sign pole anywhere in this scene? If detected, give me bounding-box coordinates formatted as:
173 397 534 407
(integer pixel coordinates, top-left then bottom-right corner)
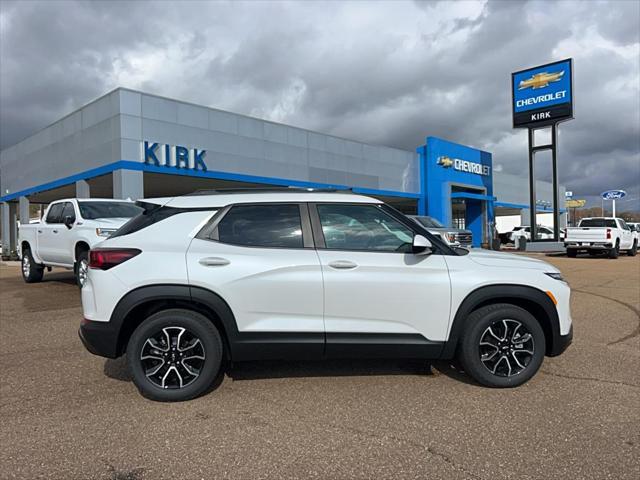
613 199 616 218
528 128 537 242
551 123 560 241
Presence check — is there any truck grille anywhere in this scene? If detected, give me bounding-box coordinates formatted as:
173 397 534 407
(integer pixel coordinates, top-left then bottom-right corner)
455 233 473 246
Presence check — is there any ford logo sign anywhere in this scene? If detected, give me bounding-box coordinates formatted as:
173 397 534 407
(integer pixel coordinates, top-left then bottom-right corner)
601 190 626 200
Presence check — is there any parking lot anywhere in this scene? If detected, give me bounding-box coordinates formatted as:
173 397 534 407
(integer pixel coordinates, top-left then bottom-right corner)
0 254 638 480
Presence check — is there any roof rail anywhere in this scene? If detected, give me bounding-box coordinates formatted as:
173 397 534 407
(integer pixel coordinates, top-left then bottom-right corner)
184 187 354 196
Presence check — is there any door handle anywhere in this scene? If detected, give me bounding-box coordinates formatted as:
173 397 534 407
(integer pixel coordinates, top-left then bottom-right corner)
37 230 42 234
328 260 358 270
52 229 58 234
199 257 230 267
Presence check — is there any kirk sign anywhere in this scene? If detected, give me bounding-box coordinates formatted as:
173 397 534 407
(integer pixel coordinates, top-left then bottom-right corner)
141 141 208 172
512 59 573 128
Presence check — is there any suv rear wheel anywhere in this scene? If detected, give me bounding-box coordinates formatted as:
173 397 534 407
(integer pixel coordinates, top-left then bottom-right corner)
457 304 545 388
21 248 44 283
127 309 223 402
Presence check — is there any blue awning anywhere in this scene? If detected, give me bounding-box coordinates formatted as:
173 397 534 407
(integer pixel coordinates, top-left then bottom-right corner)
450 192 496 202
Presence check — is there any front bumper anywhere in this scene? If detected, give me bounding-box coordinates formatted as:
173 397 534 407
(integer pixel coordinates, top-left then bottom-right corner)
78 318 120 359
548 324 573 357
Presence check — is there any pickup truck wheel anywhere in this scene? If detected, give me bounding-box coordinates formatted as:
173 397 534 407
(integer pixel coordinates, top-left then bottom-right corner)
567 249 577 258
74 251 89 288
628 240 637 257
127 309 223 402
21 249 44 283
457 304 545 388
608 242 619 259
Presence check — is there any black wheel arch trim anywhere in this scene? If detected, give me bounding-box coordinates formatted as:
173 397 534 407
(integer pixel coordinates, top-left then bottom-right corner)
441 284 566 359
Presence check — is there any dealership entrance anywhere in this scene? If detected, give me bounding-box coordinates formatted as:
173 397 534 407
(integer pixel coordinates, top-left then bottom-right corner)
418 137 494 247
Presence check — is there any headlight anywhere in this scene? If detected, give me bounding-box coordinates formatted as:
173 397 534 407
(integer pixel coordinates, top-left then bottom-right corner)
445 233 456 243
96 228 117 237
545 272 565 282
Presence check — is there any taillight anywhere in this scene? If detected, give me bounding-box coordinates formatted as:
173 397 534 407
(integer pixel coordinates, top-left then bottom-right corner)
89 248 141 270
606 229 611 239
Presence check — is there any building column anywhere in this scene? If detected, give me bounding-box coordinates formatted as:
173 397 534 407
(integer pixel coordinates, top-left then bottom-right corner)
18 197 30 225
1 202 9 259
113 170 144 200
76 180 91 199
9 203 18 258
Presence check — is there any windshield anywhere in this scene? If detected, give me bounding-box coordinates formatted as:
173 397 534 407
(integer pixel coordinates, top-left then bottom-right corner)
78 202 143 220
415 216 445 228
579 219 617 228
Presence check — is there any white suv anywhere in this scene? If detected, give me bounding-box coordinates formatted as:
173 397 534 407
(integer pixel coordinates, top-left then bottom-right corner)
79 189 573 401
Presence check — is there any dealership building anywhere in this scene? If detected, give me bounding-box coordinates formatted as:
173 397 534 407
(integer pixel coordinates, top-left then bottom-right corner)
0 88 565 256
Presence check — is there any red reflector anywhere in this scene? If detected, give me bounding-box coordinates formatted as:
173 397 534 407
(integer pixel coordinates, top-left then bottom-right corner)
89 248 141 270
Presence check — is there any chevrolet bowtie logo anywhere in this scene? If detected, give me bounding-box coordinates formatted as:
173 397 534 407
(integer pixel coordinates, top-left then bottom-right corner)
518 70 564 90
437 156 454 168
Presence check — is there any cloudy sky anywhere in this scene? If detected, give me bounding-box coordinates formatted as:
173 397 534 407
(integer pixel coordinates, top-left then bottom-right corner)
1 0 638 209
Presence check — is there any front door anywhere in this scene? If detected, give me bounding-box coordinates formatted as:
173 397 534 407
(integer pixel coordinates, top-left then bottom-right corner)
310 203 451 357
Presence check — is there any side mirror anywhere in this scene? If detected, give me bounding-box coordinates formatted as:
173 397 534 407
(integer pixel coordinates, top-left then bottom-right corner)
63 215 74 229
412 234 432 255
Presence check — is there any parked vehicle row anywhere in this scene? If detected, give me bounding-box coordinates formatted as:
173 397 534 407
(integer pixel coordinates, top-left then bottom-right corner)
76 189 573 401
564 217 638 258
19 199 142 286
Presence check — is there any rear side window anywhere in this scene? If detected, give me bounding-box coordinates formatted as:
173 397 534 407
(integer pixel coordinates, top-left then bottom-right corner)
216 204 303 248
110 203 213 239
45 203 64 223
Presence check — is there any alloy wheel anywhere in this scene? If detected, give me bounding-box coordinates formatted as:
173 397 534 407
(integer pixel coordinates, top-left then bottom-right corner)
77 259 89 287
479 319 534 377
140 326 206 389
22 255 30 277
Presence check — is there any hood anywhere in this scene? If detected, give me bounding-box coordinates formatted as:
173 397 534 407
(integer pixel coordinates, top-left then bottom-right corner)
468 249 558 272
89 217 131 228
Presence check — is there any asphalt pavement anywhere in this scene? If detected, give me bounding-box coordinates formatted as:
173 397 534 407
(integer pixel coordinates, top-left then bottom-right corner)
0 253 638 479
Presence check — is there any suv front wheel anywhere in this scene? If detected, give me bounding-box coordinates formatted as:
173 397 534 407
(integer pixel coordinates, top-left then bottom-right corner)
457 304 545 388
127 309 223 401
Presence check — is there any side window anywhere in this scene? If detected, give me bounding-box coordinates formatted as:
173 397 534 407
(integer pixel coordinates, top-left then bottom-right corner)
316 204 414 252
45 203 64 224
619 220 629 231
216 204 304 248
61 202 76 223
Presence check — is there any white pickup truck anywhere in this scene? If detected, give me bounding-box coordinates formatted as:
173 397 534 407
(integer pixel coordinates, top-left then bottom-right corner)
19 198 142 285
564 217 638 258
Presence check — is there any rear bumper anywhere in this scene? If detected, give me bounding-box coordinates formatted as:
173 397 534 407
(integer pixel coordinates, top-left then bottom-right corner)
565 242 612 249
548 324 573 357
78 318 120 359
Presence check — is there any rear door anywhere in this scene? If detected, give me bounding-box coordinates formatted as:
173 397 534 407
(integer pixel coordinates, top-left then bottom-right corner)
38 202 65 263
186 203 325 358
310 203 451 357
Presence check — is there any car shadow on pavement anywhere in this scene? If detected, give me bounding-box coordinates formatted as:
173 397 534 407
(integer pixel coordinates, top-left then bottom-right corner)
41 271 76 285
103 356 480 388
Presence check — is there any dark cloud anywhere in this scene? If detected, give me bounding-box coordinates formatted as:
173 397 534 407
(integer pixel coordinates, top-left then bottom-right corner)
1 0 638 209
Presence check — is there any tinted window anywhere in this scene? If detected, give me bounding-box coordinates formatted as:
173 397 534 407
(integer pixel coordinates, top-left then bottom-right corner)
317 204 414 252
61 202 76 222
110 203 210 239
45 203 64 223
414 216 445 228
580 219 617 228
217 204 303 248
78 202 143 220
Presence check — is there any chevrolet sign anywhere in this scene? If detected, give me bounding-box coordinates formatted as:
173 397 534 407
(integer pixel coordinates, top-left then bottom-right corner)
437 156 490 176
512 59 573 128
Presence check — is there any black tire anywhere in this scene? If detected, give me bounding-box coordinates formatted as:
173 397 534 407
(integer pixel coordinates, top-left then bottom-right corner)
21 248 44 283
628 240 637 257
74 249 89 288
567 249 577 258
457 304 545 388
608 241 619 259
127 309 223 402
